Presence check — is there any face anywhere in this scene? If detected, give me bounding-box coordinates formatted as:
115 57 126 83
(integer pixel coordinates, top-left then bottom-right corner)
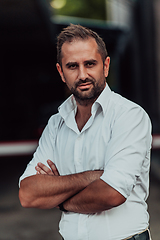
56 38 110 105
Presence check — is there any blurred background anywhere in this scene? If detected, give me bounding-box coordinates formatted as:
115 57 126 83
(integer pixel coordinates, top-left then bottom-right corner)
0 0 160 239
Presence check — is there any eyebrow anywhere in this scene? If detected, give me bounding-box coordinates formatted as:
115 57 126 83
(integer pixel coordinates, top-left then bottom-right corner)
84 59 98 64
66 59 98 67
66 62 77 67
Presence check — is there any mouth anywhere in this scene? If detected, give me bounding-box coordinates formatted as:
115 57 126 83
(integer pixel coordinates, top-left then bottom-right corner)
77 82 93 90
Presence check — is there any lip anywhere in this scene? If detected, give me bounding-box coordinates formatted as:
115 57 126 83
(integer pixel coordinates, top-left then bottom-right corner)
78 82 92 90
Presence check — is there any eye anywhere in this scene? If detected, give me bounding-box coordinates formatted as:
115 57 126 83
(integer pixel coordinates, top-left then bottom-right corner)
86 62 93 67
85 61 97 68
67 63 78 70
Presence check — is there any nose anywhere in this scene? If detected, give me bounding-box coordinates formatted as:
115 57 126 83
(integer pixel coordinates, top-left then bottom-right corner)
78 65 88 81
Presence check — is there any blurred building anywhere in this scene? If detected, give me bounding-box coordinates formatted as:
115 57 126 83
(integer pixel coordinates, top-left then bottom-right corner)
0 0 160 156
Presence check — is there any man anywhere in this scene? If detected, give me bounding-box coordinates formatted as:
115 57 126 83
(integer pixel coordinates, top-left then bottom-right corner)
19 24 152 240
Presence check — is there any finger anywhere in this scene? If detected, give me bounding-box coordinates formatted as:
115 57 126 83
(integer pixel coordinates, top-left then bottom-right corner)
47 160 59 176
37 162 54 175
35 166 47 175
47 160 60 176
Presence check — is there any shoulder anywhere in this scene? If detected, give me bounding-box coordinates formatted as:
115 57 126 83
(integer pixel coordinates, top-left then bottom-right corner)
48 113 62 125
106 92 152 136
109 92 150 119
43 113 63 137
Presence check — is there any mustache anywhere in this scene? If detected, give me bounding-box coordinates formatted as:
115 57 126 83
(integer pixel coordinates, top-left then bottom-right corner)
75 78 95 87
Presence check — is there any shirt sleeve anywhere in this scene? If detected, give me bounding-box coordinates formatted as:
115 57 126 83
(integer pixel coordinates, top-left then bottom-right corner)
19 114 60 186
100 105 152 198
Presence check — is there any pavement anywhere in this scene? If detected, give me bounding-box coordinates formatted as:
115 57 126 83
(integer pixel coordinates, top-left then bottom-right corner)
0 155 160 240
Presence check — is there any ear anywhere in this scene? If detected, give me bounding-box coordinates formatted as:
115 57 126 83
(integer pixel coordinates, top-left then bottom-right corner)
56 63 66 83
104 57 110 78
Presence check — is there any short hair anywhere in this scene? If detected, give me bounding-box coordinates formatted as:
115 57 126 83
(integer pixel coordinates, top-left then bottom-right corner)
57 24 108 66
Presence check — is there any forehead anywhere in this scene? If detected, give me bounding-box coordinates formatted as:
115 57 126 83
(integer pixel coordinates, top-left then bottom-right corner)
61 38 101 62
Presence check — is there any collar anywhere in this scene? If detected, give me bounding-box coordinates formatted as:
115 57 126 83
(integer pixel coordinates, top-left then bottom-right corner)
91 83 112 117
58 83 112 120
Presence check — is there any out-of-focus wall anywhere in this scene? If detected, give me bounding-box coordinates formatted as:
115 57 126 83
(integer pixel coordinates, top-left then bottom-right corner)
153 0 160 118
105 0 133 29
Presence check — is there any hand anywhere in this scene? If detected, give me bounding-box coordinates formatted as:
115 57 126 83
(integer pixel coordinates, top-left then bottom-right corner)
35 160 59 176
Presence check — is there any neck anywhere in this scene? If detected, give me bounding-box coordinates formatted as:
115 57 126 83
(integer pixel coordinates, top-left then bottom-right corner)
75 102 92 132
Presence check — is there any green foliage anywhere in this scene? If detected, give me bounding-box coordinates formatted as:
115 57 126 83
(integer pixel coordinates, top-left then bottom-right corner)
53 0 106 20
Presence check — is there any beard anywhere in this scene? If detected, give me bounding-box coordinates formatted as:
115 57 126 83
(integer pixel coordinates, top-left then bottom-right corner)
70 77 106 106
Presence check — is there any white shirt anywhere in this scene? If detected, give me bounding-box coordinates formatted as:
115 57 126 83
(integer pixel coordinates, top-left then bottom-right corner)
20 84 152 240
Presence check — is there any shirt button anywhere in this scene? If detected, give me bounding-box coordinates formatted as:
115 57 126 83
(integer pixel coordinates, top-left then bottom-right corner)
78 135 81 140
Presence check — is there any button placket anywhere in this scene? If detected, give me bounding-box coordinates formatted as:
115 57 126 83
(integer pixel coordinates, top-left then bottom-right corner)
74 133 83 172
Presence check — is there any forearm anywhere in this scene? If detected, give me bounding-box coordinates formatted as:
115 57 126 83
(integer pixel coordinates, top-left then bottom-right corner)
19 170 103 209
63 179 126 214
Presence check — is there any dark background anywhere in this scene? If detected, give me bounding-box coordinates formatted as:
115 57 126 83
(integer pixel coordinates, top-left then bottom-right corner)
0 1 160 239
0 0 159 142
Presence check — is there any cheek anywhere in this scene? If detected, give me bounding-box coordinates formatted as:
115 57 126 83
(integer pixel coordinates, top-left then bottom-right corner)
92 68 105 81
64 71 78 84
63 77 75 90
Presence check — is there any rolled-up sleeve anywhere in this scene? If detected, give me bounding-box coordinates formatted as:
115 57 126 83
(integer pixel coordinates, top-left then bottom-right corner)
19 114 60 185
100 106 152 198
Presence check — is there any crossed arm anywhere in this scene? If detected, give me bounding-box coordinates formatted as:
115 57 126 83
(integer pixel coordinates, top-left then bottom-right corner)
19 160 126 214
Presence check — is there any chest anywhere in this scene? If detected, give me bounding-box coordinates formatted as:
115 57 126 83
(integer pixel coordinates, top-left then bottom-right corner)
54 115 112 175
75 112 92 132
